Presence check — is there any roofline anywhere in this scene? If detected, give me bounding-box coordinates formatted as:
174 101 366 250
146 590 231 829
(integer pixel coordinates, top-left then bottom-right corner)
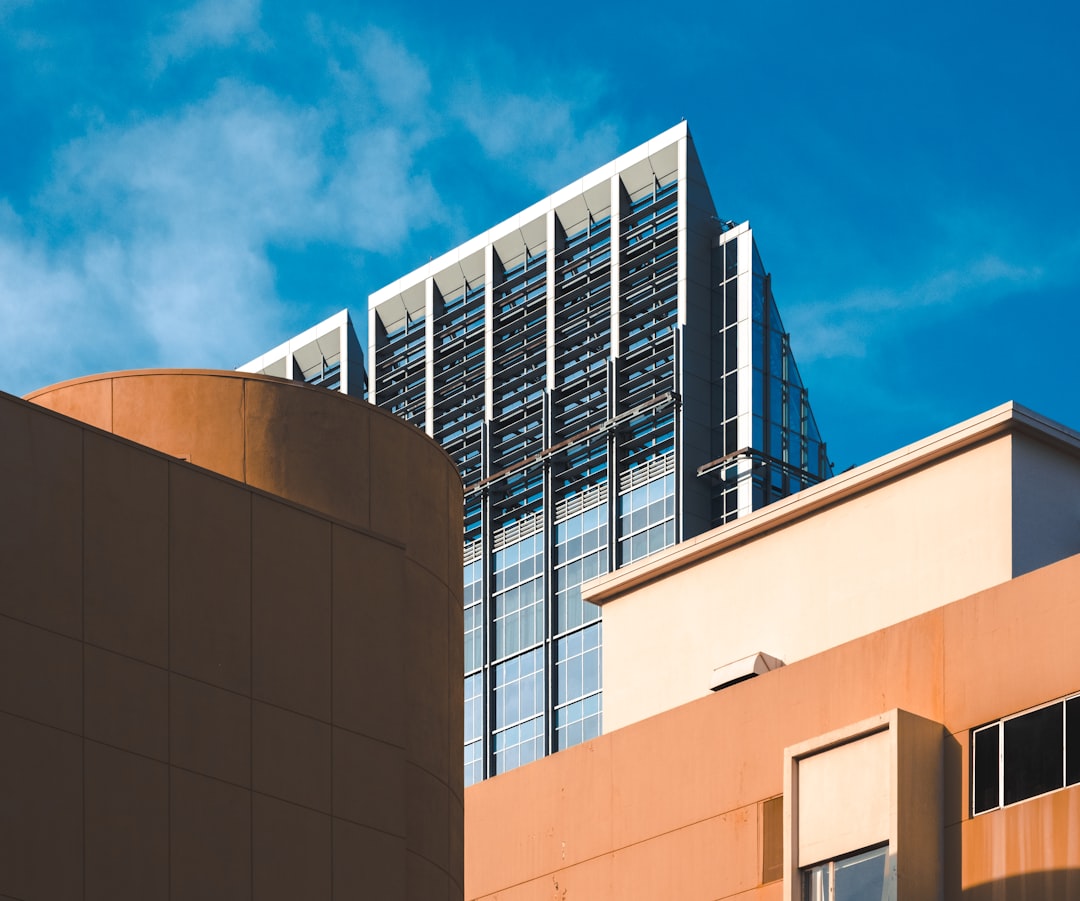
235 308 354 374
23 367 460 474
584 401 1080 605
368 121 691 307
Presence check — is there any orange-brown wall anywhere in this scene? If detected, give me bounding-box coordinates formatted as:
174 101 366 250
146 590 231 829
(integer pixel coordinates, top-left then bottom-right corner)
464 553 1080 900
1 373 464 900
26 369 461 547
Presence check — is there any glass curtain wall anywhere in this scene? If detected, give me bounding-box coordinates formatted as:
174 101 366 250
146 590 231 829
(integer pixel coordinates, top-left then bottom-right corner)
366 132 831 786
750 242 830 508
373 312 426 429
616 176 679 564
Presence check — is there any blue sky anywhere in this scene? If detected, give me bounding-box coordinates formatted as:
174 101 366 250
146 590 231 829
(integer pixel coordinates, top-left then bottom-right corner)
2 0 1078 469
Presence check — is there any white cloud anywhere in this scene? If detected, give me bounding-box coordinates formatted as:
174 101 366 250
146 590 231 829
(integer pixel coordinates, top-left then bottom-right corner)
449 80 620 190
0 22 630 395
0 202 164 393
353 26 431 121
53 84 321 235
787 250 1047 363
327 126 444 247
0 73 452 393
151 0 262 71
37 83 325 367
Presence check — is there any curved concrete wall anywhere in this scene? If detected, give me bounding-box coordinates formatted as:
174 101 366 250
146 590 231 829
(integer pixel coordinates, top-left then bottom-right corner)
27 369 459 548
4 371 463 900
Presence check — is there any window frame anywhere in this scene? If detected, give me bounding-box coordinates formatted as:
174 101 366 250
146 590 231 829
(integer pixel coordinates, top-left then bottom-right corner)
971 690 1080 816
802 843 889 901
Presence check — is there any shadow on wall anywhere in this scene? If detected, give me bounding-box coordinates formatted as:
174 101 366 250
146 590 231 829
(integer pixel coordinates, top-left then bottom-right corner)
961 869 1080 900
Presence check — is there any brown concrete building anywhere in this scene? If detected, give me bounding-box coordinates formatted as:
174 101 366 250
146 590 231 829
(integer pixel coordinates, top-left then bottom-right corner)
2 370 464 900
464 403 1080 900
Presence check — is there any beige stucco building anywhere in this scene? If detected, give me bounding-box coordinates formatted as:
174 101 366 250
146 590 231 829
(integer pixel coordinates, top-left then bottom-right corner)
589 402 1080 732
465 402 1080 900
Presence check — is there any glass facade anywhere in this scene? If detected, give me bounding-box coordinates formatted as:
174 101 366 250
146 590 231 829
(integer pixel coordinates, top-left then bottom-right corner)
492 646 545 773
554 493 607 632
555 622 601 749
368 126 831 784
749 241 830 507
617 468 675 566
373 311 426 429
493 532 544 659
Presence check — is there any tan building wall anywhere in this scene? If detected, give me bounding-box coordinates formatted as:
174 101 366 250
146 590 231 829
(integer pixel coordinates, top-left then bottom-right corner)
464 551 1080 900
589 403 1080 733
2 372 464 900
1010 428 1080 576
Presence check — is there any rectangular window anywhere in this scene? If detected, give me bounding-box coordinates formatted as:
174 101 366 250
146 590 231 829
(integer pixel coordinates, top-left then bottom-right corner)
463 673 484 787
971 724 999 815
1067 696 1080 785
463 557 483 673
617 469 675 566
803 845 887 901
492 533 544 659
972 692 1080 815
492 647 545 775
1003 702 1063 805
554 499 607 632
554 622 602 750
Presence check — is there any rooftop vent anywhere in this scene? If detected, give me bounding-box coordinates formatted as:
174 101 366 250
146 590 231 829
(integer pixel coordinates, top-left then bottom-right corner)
710 652 784 692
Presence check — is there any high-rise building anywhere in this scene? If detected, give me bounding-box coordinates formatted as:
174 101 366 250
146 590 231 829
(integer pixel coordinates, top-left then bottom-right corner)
364 122 831 784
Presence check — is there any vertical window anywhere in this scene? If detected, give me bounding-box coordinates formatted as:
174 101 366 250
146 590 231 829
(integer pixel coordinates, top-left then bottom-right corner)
463 557 483 673
555 622 602 750
492 533 544 659
492 648 545 775
971 724 999 815
554 500 607 632
463 673 484 787
1066 696 1080 785
617 470 675 566
462 549 486 786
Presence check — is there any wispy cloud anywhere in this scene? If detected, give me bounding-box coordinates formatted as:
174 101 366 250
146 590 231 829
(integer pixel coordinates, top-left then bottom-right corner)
449 81 620 191
151 0 262 72
0 15 628 394
0 199 176 395
351 26 431 121
2 71 448 389
788 247 1050 363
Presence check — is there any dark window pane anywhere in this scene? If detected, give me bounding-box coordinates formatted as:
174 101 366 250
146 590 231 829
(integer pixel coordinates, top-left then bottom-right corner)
724 284 737 325
1067 697 1080 786
1003 702 1063 805
972 726 1000 814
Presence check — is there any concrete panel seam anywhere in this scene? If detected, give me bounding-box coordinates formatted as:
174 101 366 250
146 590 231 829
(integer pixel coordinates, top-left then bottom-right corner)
468 803 759 898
